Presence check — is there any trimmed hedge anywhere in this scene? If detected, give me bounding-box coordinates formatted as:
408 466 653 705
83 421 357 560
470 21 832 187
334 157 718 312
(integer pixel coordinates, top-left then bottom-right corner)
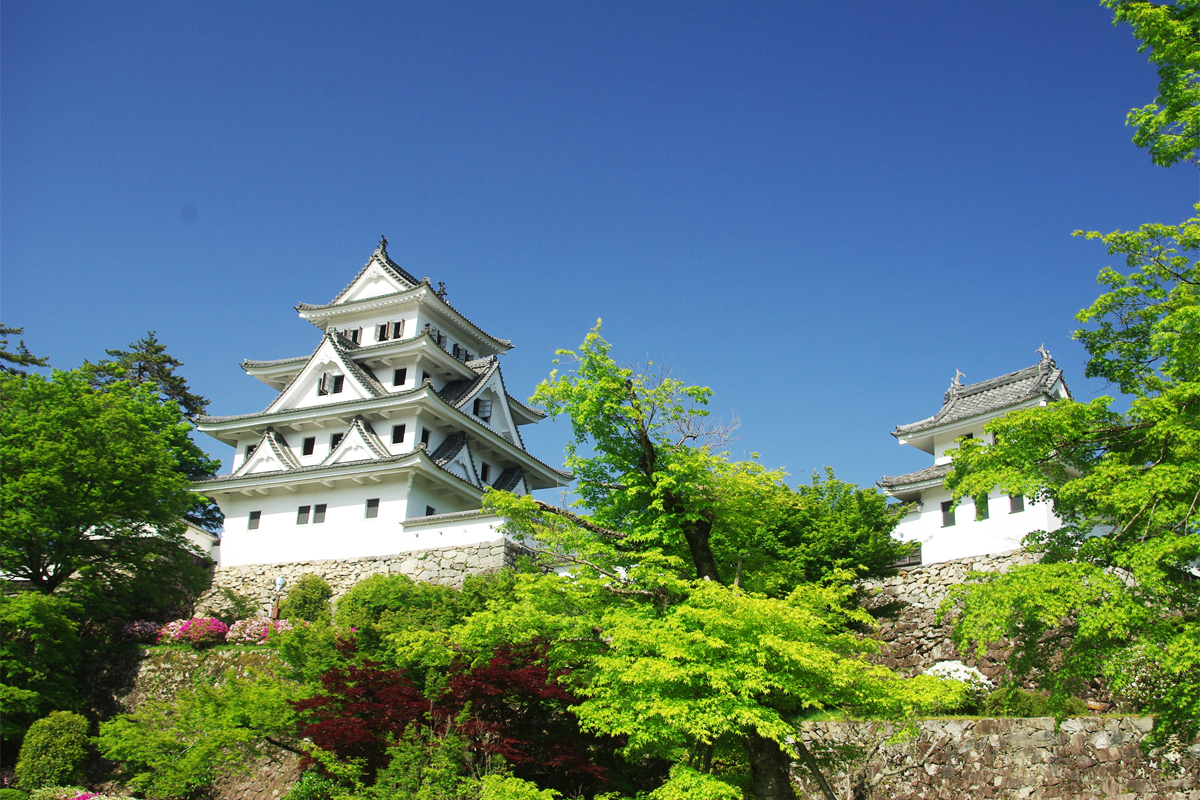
15 712 90 790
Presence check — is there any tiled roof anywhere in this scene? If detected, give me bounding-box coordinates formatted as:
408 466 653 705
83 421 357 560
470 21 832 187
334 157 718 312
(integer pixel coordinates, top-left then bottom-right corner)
404 508 495 525
878 462 952 491
438 358 499 407
894 356 1068 437
429 430 469 466
492 466 525 492
197 451 415 485
242 355 308 370
506 393 547 420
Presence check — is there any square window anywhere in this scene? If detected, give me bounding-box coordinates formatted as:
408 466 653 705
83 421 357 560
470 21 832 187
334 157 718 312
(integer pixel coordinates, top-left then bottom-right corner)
332 375 345 394
248 511 261 530
425 505 436 516
245 443 257 458
976 494 990 521
302 437 316 456
297 505 311 524
376 323 390 342
392 424 406 444
330 433 344 449
393 368 407 387
422 371 431 384
313 504 327 524
317 374 329 396
473 398 493 421
941 501 956 528
1010 494 1025 513
349 328 362 344
421 428 430 446
365 498 379 519
453 344 462 358
480 463 490 483
392 320 404 339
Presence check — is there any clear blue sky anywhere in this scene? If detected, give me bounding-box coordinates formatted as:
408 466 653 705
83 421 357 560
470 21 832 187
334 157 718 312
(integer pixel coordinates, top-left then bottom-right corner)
2 1 1195 497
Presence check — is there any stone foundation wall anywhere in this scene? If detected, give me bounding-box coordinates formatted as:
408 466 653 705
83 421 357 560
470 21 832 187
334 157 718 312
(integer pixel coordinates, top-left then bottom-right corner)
794 716 1200 800
858 549 1040 683
195 537 528 618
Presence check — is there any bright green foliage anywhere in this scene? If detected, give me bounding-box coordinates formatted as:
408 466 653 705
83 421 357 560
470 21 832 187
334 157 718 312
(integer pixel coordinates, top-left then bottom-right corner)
98 673 301 798
14 712 90 791
0 369 211 602
282 770 343 800
1103 0 1199 169
572 581 961 762
981 687 1087 718
943 209 1200 748
279 574 334 624
0 788 29 800
0 594 85 752
336 573 467 639
644 765 741 800
371 727 490 800
478 775 559 799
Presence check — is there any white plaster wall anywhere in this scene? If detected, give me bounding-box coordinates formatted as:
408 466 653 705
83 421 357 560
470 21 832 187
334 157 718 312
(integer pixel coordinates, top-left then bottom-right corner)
398 515 507 552
403 479 477 520
894 487 1060 565
217 479 412 566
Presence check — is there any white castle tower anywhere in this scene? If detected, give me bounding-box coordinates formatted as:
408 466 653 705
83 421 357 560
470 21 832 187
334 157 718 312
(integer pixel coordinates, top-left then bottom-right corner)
195 238 569 567
879 350 1070 565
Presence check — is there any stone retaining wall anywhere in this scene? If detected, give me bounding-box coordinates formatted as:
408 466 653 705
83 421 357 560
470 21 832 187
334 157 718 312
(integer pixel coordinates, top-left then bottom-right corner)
195 537 527 618
794 716 1200 799
858 549 1039 683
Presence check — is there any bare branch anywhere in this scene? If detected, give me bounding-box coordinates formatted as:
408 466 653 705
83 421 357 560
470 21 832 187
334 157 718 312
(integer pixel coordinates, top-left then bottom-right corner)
533 499 626 540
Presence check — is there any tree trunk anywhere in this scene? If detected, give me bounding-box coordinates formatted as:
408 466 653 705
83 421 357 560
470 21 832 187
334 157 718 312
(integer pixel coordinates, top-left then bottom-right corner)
680 515 723 583
793 735 839 800
744 731 798 800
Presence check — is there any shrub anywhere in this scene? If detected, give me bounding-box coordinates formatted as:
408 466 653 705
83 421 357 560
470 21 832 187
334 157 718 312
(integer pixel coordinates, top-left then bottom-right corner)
982 688 1089 717
226 618 295 645
14 712 90 790
0 788 28 800
924 661 993 709
121 621 160 644
213 588 261 626
281 770 342 800
278 575 333 624
156 619 188 644
175 617 228 647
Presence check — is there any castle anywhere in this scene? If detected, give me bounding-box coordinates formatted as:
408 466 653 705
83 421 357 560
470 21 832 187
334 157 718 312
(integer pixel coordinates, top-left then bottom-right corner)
879 350 1071 565
194 239 569 569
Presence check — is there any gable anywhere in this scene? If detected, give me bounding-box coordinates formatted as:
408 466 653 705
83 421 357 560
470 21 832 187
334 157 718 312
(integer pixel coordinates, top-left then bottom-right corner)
267 335 382 414
460 366 523 448
235 429 300 476
338 260 410 304
323 417 389 466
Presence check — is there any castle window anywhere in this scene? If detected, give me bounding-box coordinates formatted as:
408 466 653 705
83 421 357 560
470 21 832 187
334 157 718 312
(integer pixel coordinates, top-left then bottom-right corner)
976 494 990 521
317 374 329 396
365 498 379 519
421 428 430 447
330 433 344 449
248 511 261 530
425 505 436 516
348 328 362 344
941 501 955 527
392 320 404 339
297 505 311 524
376 324 390 342
313 504 327 524
422 371 430 384
332 375 345 394
302 437 316 456
453 344 462 358
245 443 257 458
480 463 490 483
392 424 406 444
393 368 407 387
1010 494 1025 513
473 398 492 422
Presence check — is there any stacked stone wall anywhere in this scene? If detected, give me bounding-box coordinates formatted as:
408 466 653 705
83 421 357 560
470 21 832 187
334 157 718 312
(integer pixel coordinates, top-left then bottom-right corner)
194 537 528 618
794 716 1200 799
858 548 1040 683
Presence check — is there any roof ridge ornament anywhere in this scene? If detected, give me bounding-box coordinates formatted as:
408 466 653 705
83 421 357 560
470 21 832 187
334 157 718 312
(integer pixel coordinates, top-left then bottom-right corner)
378 235 388 256
1036 343 1052 362
435 281 447 299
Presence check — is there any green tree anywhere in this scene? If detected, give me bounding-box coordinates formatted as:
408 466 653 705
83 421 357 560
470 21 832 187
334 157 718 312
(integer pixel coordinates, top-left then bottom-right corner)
0 369 211 604
0 595 85 754
475 327 960 800
0 325 49 375
88 331 209 419
1105 0 1200 168
943 208 1200 749
279 574 334 625
85 332 223 530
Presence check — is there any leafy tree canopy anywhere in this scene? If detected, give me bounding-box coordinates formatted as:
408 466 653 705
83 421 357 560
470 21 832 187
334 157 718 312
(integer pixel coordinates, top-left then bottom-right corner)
0 368 212 606
1105 0 1200 168
87 331 209 419
943 208 1200 749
